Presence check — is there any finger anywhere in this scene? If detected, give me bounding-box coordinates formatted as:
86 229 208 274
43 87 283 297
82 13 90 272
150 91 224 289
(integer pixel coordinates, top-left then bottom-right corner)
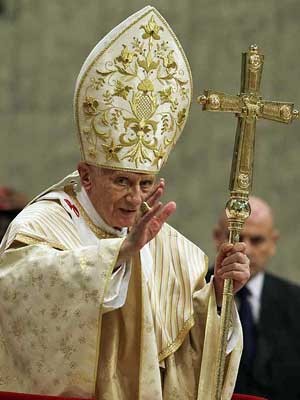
217 259 249 276
137 201 176 241
215 242 234 266
146 178 165 206
221 252 248 267
220 242 235 254
231 242 247 253
218 270 250 282
156 201 176 223
145 202 176 238
140 202 163 224
147 187 163 207
220 242 247 257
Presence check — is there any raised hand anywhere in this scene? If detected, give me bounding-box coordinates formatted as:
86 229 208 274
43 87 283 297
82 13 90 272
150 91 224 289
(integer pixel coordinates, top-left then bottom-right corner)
118 178 176 264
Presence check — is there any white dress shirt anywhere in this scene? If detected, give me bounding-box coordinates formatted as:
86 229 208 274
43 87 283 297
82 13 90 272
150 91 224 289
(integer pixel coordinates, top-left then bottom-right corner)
245 271 265 323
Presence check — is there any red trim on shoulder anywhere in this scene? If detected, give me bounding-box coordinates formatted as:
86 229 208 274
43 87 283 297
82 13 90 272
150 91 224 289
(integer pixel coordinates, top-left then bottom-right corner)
64 199 80 218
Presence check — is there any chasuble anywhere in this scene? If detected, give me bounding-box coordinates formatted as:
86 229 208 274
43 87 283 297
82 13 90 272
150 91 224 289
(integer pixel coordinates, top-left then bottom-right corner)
0 173 242 399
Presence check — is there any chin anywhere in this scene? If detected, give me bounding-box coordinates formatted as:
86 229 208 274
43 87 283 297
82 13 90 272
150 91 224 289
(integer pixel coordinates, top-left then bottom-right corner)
109 208 138 228
250 267 261 277
122 219 136 228
113 217 136 228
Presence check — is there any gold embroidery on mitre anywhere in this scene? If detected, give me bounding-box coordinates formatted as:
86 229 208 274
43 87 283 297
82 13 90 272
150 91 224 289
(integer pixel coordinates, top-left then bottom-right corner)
75 7 192 174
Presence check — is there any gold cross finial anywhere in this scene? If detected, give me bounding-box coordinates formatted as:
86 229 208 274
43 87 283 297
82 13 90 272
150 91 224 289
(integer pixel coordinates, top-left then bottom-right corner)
198 45 298 124
198 44 299 195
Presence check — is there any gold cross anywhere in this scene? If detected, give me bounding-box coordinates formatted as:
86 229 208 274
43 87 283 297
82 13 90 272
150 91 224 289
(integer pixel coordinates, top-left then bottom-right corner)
197 44 298 400
198 44 298 195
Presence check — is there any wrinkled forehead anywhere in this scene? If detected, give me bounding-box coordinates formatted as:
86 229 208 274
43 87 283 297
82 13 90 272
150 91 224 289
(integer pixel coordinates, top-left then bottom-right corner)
243 216 274 234
100 167 156 180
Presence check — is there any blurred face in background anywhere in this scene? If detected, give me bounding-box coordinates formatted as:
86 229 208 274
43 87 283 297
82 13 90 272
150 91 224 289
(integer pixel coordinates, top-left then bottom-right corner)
0 211 19 240
0 187 28 241
213 197 279 278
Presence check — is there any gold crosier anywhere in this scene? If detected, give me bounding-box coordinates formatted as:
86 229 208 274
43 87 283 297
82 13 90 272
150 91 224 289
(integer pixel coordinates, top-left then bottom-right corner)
197 44 298 400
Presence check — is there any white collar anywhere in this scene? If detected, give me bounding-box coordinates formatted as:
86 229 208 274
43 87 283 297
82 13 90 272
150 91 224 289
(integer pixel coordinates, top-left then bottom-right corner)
76 187 127 238
76 187 153 281
244 271 265 322
247 271 265 300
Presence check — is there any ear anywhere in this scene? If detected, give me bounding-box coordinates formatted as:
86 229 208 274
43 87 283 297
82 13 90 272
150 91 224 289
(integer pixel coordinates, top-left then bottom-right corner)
213 225 223 250
78 162 92 192
273 228 280 242
270 228 280 256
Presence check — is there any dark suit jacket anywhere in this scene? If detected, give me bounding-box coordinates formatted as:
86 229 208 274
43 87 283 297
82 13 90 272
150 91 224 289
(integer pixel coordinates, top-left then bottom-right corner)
206 269 300 400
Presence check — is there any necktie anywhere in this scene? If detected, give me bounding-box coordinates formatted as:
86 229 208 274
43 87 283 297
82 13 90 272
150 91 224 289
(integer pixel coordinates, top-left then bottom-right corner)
237 286 257 367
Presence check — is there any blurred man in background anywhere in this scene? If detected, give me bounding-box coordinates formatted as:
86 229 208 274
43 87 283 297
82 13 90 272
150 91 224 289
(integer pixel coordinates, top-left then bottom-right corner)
208 196 300 400
0 186 28 240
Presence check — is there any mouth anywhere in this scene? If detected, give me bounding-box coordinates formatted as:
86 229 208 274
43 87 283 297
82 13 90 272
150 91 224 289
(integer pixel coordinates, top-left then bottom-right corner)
119 208 137 215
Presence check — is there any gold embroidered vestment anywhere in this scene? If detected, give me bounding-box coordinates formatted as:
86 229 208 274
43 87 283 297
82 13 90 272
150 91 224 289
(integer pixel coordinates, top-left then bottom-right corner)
0 174 242 399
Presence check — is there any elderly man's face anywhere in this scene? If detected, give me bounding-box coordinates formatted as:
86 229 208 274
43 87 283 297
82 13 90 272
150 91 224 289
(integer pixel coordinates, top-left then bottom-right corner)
79 164 155 228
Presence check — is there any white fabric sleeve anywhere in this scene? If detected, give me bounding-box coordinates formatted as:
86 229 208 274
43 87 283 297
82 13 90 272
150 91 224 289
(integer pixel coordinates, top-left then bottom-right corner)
102 243 153 313
226 302 241 355
209 275 241 354
102 262 131 313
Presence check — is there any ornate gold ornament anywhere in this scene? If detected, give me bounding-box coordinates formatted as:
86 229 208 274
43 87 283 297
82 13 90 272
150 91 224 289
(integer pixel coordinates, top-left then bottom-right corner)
249 44 262 71
208 94 221 109
74 6 192 174
237 173 250 188
279 104 292 121
140 201 151 215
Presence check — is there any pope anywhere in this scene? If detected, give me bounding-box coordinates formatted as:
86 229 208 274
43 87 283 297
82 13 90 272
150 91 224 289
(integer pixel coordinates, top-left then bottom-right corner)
0 6 249 400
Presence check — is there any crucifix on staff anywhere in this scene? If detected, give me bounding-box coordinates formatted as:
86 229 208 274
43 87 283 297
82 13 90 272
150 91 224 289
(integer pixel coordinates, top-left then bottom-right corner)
198 44 298 400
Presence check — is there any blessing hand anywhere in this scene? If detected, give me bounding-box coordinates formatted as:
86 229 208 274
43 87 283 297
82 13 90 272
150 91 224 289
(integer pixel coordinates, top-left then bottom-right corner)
118 178 176 264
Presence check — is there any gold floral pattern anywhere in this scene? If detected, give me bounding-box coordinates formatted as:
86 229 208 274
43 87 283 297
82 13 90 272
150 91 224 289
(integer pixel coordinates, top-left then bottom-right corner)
75 7 191 173
0 238 120 395
140 15 163 40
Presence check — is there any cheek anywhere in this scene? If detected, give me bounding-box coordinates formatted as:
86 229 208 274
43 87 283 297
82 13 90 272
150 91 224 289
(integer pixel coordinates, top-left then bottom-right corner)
141 193 148 202
141 187 154 200
97 195 115 217
111 196 127 211
256 246 272 261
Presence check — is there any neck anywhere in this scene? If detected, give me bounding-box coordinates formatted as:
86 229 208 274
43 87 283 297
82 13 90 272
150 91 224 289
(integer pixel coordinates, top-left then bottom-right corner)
77 187 127 237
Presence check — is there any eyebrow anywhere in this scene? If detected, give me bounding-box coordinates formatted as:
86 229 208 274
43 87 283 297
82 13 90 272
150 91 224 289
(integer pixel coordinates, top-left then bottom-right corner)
113 172 155 180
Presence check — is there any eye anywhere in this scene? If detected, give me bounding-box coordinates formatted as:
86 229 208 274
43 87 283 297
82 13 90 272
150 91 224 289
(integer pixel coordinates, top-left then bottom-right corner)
140 180 154 191
115 177 130 187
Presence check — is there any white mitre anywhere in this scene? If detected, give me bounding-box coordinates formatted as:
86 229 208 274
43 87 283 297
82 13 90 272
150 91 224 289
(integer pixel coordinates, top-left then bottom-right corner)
74 6 192 174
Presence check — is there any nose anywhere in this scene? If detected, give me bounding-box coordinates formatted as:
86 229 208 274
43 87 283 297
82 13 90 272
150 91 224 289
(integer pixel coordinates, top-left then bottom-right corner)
126 185 143 207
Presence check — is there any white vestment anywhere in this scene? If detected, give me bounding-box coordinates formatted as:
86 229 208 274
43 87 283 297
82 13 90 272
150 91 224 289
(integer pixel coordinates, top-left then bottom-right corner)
0 172 242 399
